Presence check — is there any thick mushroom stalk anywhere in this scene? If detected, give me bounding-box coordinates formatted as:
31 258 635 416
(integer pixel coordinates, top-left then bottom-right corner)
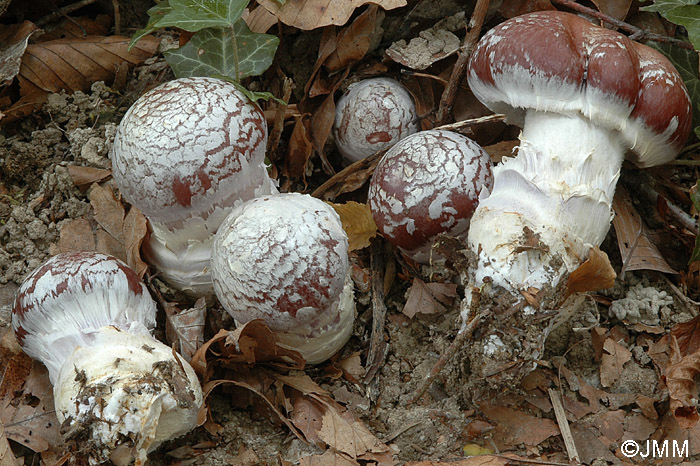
465 11 692 306
12 252 203 465
212 193 355 364
111 77 277 296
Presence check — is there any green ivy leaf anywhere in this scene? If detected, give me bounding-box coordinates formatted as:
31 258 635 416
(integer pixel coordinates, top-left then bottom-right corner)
154 0 249 32
129 1 172 50
214 75 287 104
164 21 279 81
642 1 700 50
649 42 700 133
642 0 698 17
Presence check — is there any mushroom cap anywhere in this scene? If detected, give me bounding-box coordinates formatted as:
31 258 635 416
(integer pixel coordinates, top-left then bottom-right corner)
12 251 156 384
111 76 270 233
333 77 419 163
467 11 692 167
212 193 349 334
368 130 493 263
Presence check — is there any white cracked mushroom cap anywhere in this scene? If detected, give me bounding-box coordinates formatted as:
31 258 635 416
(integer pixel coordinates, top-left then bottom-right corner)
368 130 493 263
333 77 419 164
12 251 203 465
211 193 355 364
12 251 156 384
110 76 277 295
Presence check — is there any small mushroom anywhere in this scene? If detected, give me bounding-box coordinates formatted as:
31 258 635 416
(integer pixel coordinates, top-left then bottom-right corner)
12 251 203 465
110 77 277 295
465 11 692 303
368 129 493 263
333 77 419 164
211 193 355 364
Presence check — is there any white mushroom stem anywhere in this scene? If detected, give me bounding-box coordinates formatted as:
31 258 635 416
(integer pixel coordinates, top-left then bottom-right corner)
54 327 203 466
466 109 625 307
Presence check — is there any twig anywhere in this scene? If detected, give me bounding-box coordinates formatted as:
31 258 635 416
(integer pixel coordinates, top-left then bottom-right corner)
550 0 695 50
363 238 389 384
548 388 580 463
112 0 121 36
36 0 97 28
434 0 492 126
662 275 699 317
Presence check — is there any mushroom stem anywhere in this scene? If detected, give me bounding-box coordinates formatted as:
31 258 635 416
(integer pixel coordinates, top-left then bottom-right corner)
467 109 625 303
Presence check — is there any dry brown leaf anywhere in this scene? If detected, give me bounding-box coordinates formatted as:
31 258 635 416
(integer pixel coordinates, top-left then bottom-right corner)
300 450 358 466
593 409 624 442
122 207 148 278
402 278 457 318
290 395 325 446
191 321 305 376
66 165 111 190
58 217 96 253
591 0 632 20
165 297 206 362
318 407 389 459
0 421 19 466
324 5 381 72
3 35 158 124
406 456 511 466
328 201 377 251
1 360 60 453
670 315 700 357
612 187 676 274
479 404 558 449
663 336 700 428
0 21 41 86
565 246 616 298
600 338 632 387
244 6 279 33
286 115 314 181
337 351 364 384
89 183 125 242
635 394 659 420
257 0 406 30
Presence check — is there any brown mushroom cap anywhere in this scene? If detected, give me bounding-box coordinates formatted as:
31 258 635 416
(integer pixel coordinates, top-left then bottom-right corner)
467 11 692 167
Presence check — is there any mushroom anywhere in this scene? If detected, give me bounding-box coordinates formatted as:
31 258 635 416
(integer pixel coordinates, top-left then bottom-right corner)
465 11 691 304
368 129 494 263
110 76 277 296
12 251 203 465
333 77 420 164
211 193 355 364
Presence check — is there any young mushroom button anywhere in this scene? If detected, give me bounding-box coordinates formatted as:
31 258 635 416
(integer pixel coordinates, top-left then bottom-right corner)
11 251 203 466
464 11 692 308
110 76 277 296
368 130 494 263
211 193 355 364
333 77 419 164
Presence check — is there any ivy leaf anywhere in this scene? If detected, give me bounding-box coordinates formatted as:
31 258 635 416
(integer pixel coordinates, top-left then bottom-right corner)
642 1 700 50
165 21 279 81
217 76 286 104
642 0 698 17
154 0 248 32
649 42 700 133
129 1 172 50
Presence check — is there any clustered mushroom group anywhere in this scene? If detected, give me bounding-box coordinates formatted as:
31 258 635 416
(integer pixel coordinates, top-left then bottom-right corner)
10 8 693 463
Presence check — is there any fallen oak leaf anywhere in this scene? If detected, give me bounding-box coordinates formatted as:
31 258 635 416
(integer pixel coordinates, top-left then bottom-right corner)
318 405 390 459
327 201 378 251
66 165 111 191
257 0 407 30
402 278 457 318
600 338 632 388
2 35 158 124
165 297 206 362
663 336 700 428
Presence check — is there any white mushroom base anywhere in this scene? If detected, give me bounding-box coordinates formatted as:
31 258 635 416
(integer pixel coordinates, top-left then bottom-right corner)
53 327 203 465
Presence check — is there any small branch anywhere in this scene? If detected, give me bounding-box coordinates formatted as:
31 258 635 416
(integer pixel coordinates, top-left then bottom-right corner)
550 0 695 50
548 388 580 463
37 0 97 28
434 0 492 126
363 238 389 384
